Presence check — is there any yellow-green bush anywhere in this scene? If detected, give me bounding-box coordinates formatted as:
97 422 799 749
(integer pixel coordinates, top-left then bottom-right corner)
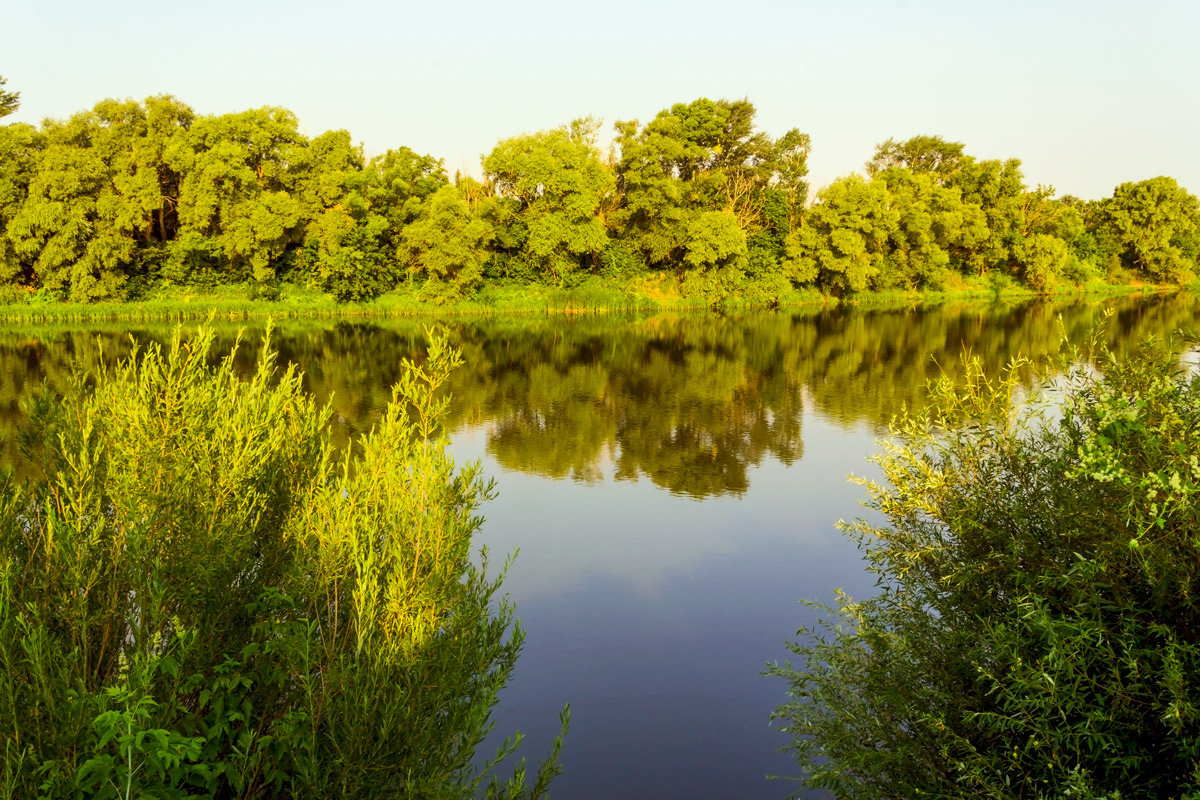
0 327 564 799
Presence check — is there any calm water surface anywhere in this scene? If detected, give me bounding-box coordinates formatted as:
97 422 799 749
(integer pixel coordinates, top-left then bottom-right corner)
1 295 1197 798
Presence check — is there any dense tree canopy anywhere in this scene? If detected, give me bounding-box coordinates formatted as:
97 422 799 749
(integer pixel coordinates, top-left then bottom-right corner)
866 134 965 184
611 98 808 273
1101 176 1200 283
0 95 1196 304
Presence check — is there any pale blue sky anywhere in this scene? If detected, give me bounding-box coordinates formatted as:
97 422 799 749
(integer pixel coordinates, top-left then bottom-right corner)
4 0 1197 200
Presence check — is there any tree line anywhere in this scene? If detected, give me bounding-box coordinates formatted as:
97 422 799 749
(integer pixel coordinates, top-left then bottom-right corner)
1 79 1197 304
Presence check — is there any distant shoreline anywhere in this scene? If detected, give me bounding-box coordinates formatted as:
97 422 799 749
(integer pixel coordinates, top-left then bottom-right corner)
0 279 1177 327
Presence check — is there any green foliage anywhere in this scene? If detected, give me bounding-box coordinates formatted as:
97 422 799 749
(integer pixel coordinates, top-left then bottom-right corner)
866 135 966 184
162 231 223 286
0 121 43 286
1099 176 1200 283
483 117 613 284
174 107 311 284
683 210 747 271
786 175 894 292
771 129 812 226
363 146 448 231
612 97 810 273
0 89 1195 305
949 155 1028 275
307 206 389 302
74 688 208 800
874 167 986 289
399 184 494 301
597 237 646 280
4 96 197 300
0 326 564 799
0 76 18 119
302 144 447 302
770 335 1200 798
1013 231 1069 291
796 141 1117 295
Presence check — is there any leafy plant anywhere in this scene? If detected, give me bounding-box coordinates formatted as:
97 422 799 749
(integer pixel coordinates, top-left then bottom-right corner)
770 334 1200 798
0 324 564 799
74 687 207 800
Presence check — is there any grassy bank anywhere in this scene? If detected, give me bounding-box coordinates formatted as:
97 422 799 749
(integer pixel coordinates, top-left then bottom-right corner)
0 276 1179 325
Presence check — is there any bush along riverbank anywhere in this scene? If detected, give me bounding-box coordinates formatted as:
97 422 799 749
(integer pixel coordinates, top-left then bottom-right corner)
0 326 566 799
770 331 1200 798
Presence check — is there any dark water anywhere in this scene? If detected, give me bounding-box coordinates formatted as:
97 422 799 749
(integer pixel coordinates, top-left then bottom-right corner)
1 295 1197 798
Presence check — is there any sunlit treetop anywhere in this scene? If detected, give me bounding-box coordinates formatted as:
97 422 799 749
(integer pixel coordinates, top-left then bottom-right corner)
0 76 18 119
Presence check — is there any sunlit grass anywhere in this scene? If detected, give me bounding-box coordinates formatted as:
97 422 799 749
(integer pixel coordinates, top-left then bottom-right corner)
0 277 1181 325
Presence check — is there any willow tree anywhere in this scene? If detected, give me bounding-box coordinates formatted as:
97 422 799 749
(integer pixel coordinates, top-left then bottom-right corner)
483 117 613 284
4 112 128 299
1099 176 1200 283
174 107 309 284
0 121 42 287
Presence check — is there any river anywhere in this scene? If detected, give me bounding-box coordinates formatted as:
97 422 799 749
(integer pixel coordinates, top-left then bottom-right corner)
0 293 1195 798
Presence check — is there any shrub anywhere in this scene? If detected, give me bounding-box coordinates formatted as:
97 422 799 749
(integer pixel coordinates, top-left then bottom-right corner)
0 326 565 799
770 337 1200 798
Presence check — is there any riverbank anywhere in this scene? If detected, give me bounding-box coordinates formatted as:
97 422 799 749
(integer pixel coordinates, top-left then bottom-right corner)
0 276 1179 325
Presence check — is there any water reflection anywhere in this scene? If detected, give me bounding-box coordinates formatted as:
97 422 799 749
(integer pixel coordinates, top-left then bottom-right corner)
0 294 1196 497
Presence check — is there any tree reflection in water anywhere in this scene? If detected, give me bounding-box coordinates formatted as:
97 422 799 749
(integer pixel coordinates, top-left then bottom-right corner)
0 293 1195 497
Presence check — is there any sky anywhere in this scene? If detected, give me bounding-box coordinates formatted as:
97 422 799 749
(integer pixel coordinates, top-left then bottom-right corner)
4 0 1198 201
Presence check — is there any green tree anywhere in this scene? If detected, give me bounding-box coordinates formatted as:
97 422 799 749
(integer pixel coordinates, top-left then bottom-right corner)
771 128 813 228
771 337 1200 798
3 95 196 297
364 146 448 228
5 111 131 300
174 107 309 284
948 155 1028 275
399 184 494 300
868 136 1061 284
302 145 447 300
0 121 43 287
1099 176 1200 283
866 135 966 184
1012 231 1070 291
305 205 388 301
612 98 809 271
483 117 613 284
0 75 17 119
783 175 896 292
872 166 988 289
679 209 749 298
291 129 362 217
